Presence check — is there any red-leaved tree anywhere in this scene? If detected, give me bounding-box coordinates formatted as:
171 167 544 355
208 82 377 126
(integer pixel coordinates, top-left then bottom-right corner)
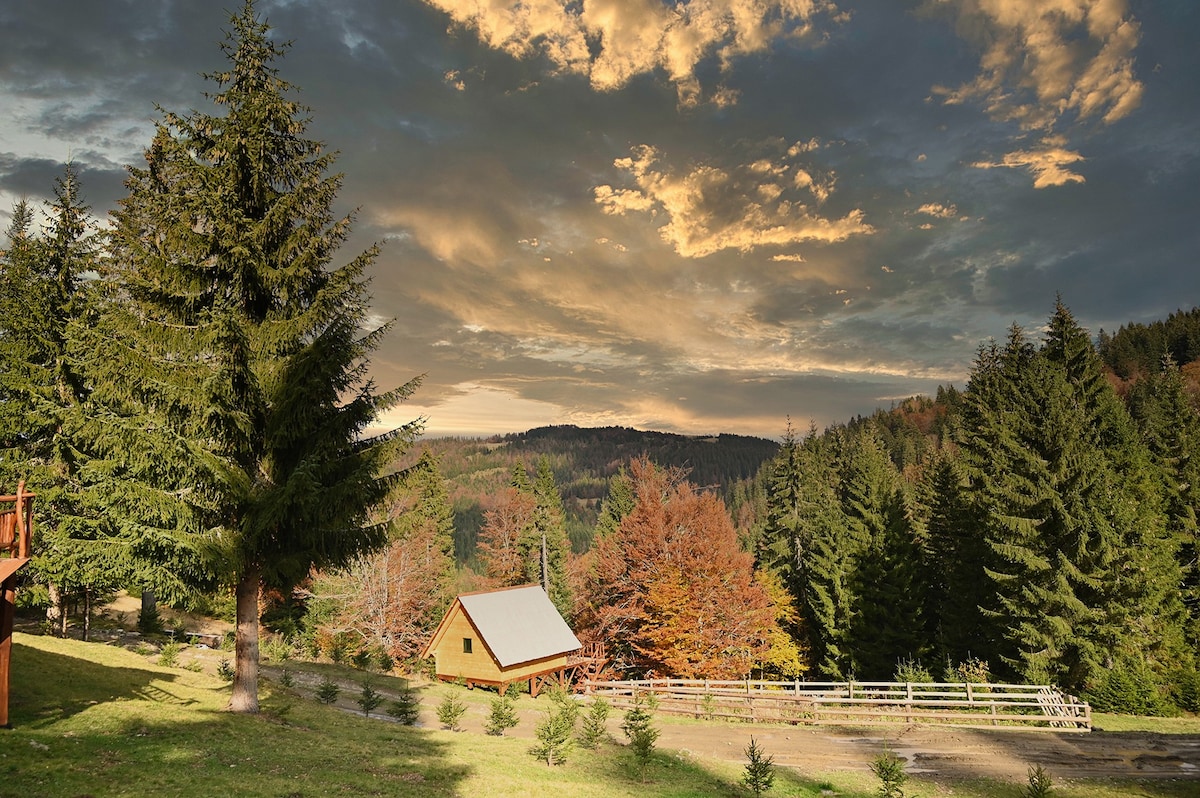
576 457 776 678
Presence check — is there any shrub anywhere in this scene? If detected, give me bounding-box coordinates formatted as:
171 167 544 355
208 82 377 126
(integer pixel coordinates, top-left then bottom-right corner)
375 647 395 673
1086 659 1171 716
261 636 292 663
577 697 611 749
530 690 579 765
1021 765 1054 798
351 648 374 670
357 682 384 717
622 694 659 781
279 668 295 688
870 749 907 798
743 736 775 796
157 642 184 668
893 657 933 684
948 657 991 685
216 658 235 682
485 691 520 736
389 680 421 725
137 605 163 635
315 676 340 705
437 691 467 731
1169 667 1200 713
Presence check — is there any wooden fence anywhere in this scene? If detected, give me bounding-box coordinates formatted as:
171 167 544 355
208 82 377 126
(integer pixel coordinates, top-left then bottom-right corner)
582 678 1091 731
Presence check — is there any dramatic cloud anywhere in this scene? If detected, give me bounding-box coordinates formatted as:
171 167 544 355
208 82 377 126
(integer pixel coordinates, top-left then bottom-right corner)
422 0 835 105
594 143 873 258
1 0 1196 438
933 0 1143 131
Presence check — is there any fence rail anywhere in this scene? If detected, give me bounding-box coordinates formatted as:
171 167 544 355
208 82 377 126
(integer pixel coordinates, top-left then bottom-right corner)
582 678 1091 731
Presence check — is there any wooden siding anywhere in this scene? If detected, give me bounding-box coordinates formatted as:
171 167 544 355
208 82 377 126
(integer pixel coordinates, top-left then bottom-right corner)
429 603 570 687
432 606 499 682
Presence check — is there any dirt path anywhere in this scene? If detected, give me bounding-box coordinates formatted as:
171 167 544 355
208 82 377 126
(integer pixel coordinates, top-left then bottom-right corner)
649 721 1200 783
412 688 1200 784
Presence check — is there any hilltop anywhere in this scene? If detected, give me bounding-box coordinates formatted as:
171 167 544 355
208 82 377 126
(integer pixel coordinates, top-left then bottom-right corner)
399 425 779 560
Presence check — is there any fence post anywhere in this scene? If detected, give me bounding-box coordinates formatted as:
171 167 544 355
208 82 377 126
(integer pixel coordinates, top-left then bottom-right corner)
905 682 913 723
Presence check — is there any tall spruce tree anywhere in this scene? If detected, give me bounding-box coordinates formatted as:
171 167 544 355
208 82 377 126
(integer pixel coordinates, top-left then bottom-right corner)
75 3 419 712
1042 301 1188 682
921 451 993 667
1129 355 1200 649
0 168 120 636
529 456 573 616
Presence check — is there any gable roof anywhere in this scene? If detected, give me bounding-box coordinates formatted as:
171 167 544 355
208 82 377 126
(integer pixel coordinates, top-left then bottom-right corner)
426 584 581 668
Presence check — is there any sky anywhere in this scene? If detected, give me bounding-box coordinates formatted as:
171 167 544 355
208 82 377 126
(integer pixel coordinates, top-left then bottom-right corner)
1 0 1198 439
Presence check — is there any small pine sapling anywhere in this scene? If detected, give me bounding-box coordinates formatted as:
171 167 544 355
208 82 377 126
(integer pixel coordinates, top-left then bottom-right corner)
870 748 907 798
357 681 384 717
216 658 235 682
743 736 776 796
621 694 660 782
315 676 340 705
1021 765 1054 798
485 691 520 736
388 680 421 725
351 648 374 670
279 668 295 688
437 690 467 731
530 688 579 765
577 697 611 749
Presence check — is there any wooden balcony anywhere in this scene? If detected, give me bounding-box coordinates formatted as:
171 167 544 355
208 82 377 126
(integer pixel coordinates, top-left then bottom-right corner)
1 480 35 727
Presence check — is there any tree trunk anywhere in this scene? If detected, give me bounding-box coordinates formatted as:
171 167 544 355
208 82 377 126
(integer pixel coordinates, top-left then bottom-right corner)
228 565 261 713
82 587 91 642
47 582 64 637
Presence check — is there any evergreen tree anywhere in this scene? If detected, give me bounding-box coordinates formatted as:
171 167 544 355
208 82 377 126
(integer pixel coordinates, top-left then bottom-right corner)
0 168 119 637
1128 354 1200 651
921 452 993 666
594 466 634 540
527 455 573 615
74 3 419 712
849 486 927 679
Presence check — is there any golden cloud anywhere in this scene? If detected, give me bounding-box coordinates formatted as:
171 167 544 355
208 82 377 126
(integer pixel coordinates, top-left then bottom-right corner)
934 0 1143 131
594 143 873 258
421 0 834 104
972 135 1086 188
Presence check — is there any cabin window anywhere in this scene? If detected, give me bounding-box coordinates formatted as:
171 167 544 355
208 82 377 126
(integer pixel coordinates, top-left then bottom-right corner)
462 637 473 654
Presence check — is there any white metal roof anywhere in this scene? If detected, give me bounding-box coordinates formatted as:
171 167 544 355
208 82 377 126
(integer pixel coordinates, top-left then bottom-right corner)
458 585 581 668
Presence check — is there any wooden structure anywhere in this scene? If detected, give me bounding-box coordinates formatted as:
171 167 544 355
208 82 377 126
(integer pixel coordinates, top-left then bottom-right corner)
584 678 1091 731
421 584 593 696
0 481 35 728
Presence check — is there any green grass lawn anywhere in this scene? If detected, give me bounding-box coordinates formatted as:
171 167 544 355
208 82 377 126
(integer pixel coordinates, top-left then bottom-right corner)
2 633 1197 798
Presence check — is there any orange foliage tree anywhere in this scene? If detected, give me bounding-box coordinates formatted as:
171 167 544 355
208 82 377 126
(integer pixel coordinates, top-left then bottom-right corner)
576 457 776 678
476 484 537 587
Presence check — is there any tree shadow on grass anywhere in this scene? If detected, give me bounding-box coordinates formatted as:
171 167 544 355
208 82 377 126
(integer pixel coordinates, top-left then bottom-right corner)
2 634 469 798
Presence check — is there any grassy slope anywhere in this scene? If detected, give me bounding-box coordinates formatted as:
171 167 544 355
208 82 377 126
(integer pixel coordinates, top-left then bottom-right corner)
3 633 1197 798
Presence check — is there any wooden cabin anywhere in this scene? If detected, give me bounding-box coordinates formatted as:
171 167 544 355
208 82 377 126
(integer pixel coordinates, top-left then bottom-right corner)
1 481 35 728
420 584 583 696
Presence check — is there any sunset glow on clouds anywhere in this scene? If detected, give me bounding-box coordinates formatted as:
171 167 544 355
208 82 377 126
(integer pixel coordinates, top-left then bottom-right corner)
1 0 1197 438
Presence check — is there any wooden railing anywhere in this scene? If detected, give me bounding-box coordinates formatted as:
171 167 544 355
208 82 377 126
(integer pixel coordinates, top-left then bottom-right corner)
0 480 35 560
2 480 35 727
582 678 1091 731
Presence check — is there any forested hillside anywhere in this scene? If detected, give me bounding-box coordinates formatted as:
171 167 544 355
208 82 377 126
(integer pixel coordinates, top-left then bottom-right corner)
752 299 1200 709
398 425 778 562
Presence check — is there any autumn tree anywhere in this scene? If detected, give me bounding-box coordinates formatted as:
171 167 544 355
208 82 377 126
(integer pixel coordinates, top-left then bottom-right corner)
579 457 775 678
477 479 537 587
72 3 419 712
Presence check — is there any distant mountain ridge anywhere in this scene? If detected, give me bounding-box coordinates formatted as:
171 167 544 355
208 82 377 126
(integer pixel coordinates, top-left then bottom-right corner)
403 424 779 561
